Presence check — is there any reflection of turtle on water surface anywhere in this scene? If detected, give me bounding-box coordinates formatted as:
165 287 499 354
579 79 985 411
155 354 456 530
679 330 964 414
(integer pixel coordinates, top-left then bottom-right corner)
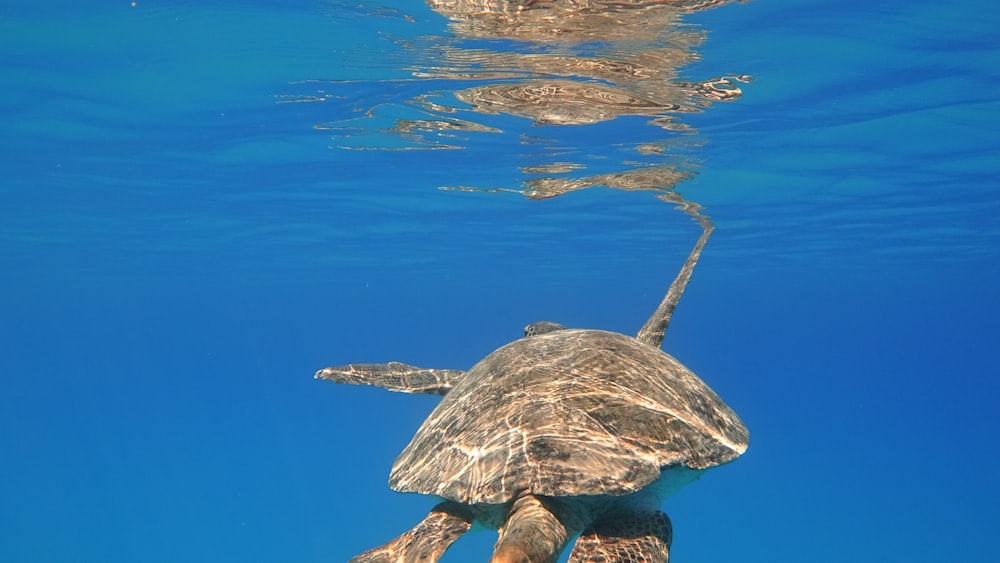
317 200 748 562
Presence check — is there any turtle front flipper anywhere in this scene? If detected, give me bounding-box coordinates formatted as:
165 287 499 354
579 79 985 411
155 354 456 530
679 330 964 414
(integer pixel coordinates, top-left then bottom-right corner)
567 510 673 563
315 362 464 395
350 501 473 563
636 189 713 349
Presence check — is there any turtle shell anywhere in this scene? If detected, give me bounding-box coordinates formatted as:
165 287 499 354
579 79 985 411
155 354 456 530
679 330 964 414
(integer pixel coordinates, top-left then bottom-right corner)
388 329 748 505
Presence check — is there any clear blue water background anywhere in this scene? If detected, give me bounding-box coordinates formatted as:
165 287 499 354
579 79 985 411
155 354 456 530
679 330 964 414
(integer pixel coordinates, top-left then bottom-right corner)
2 0 998 561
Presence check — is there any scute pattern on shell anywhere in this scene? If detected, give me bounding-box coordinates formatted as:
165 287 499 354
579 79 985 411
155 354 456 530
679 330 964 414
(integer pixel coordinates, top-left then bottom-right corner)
389 329 748 505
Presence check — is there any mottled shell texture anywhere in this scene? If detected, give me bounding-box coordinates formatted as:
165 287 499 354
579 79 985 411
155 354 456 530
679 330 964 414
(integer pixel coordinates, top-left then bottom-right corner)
389 329 748 505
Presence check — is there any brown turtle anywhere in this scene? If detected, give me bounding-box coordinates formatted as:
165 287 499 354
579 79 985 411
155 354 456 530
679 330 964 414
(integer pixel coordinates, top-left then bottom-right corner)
317 210 748 562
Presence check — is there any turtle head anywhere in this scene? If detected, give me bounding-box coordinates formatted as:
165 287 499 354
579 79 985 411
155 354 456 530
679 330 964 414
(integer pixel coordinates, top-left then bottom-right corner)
523 321 567 337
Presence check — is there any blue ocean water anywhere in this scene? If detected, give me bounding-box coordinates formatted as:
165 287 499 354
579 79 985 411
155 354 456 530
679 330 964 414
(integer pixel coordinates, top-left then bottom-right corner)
1 0 998 562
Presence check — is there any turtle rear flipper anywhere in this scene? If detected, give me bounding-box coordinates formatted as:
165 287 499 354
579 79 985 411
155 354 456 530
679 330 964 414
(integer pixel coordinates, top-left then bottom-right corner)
567 510 673 563
350 502 472 563
315 362 464 395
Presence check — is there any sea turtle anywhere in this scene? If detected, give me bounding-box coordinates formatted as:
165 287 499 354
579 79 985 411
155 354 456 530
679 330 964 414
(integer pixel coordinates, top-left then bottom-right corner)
316 208 748 562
